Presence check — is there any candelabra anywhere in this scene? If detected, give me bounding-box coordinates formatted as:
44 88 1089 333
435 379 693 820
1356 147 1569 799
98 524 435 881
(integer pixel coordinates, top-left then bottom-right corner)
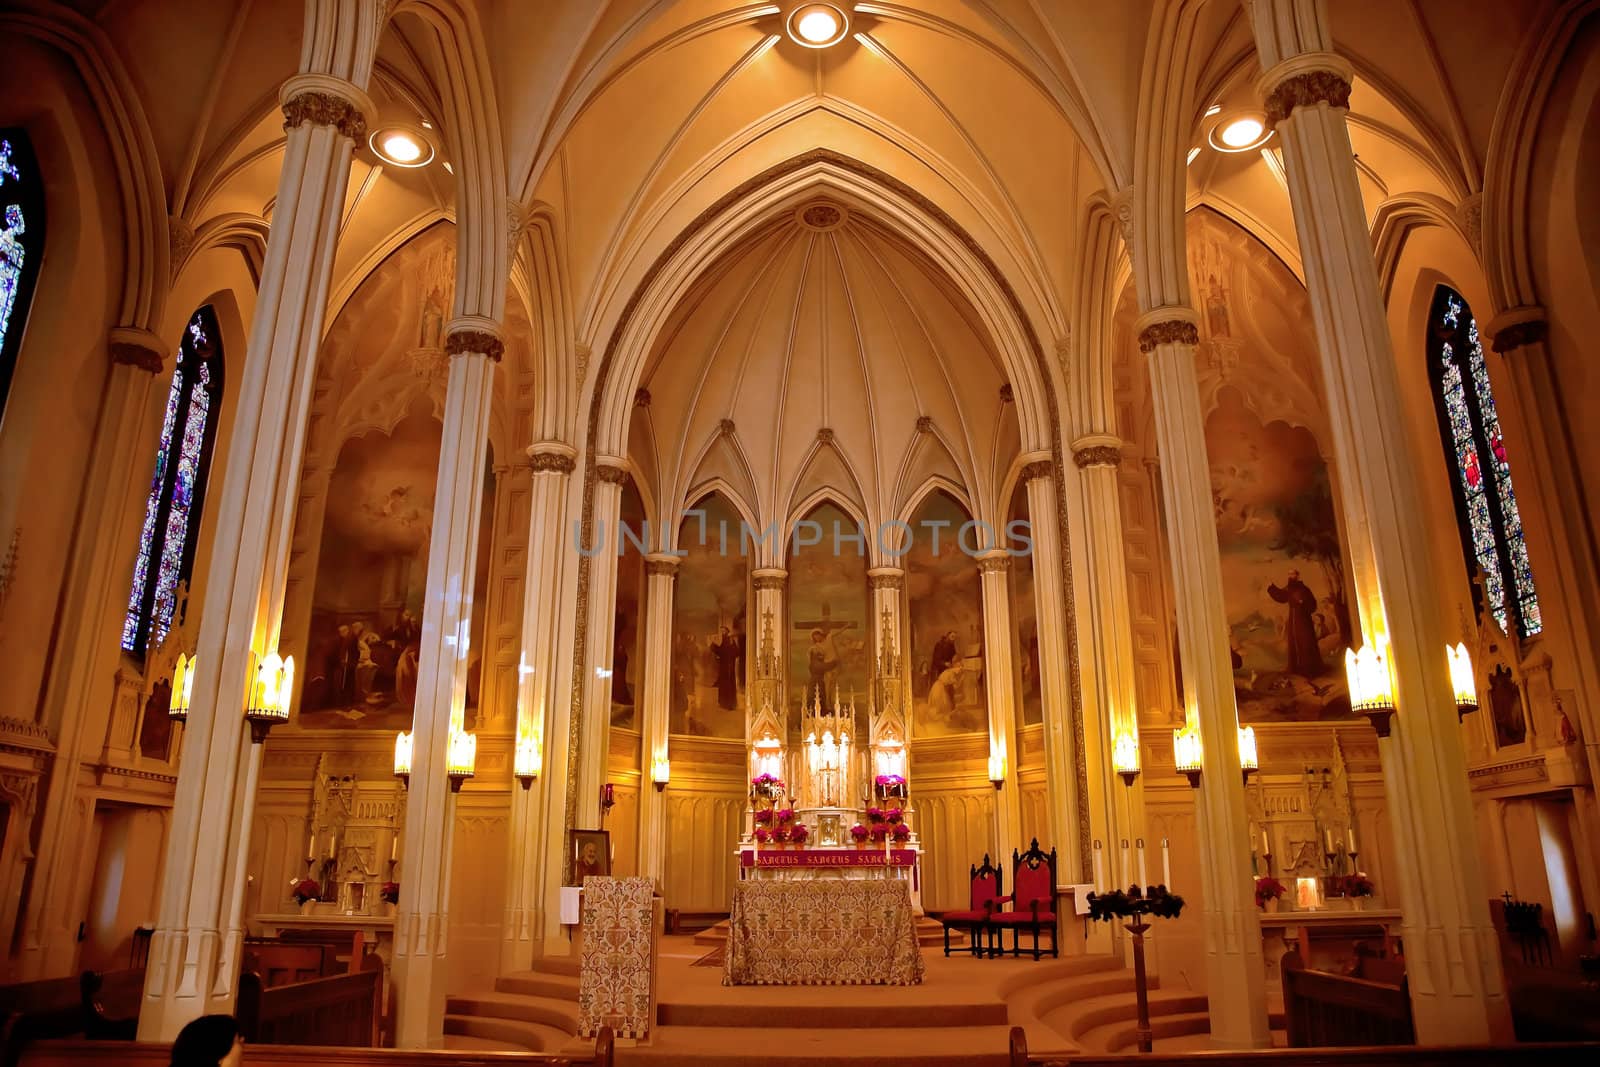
1086 885 1186 1053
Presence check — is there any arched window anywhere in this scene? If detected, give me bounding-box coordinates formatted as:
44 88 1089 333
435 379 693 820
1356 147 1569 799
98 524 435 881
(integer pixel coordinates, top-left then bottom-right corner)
1426 286 1541 638
121 306 224 654
0 130 46 422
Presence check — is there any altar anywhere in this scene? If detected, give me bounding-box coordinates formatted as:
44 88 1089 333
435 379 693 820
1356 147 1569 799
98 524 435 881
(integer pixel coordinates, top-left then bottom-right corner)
722 878 925 986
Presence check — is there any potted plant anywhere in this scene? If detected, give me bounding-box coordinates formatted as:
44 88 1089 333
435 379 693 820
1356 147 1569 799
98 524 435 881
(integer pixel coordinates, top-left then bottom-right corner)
753 826 770 846
849 823 868 849
865 806 885 825
1254 875 1286 912
790 824 810 846
771 826 791 848
874 774 908 801
1343 874 1374 908
380 881 399 915
890 823 911 844
869 823 889 843
884 807 904 826
292 878 321 914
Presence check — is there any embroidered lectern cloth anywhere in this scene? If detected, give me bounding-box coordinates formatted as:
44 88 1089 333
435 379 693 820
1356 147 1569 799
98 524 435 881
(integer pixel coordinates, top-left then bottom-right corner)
578 876 655 1038
722 877 925 985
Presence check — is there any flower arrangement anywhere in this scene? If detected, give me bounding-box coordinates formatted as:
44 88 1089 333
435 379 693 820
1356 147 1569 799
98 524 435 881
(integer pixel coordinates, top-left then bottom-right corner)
884 808 904 825
1342 874 1375 898
750 773 785 799
380 881 400 905
754 827 771 844
291 878 321 905
790 824 810 844
1086 884 1185 922
773 808 795 826
874 774 908 800
849 823 869 842
890 823 910 841
771 827 790 844
865 806 885 824
1254 876 1287 909
870 823 890 842
753 808 773 824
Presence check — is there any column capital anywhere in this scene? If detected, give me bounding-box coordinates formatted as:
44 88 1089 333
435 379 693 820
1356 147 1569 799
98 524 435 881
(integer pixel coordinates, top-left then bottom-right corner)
645 553 681 577
526 442 576 475
445 316 506 362
594 456 630 485
752 567 788 590
1134 306 1200 353
1016 449 1053 484
867 566 904 590
1257 53 1354 126
1487 306 1548 353
279 73 375 141
976 548 1012 574
1069 435 1122 469
108 327 166 375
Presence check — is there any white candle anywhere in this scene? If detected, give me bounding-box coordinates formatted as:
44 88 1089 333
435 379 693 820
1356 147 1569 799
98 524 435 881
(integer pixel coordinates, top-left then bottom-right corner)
306 831 315 859
1346 827 1356 853
1136 838 1148 890
328 833 337 860
1261 829 1269 855
1092 840 1105 893
1323 829 1333 853
1119 839 1130 889
390 834 398 861
1161 838 1171 888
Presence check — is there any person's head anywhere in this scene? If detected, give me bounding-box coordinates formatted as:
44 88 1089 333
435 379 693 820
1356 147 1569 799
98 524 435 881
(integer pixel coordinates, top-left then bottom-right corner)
1288 569 1300 581
170 1014 243 1067
336 624 349 638
581 841 599 865
811 629 823 644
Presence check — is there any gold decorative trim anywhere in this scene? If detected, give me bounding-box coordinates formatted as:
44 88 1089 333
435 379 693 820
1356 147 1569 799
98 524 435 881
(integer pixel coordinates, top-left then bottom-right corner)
110 338 164 374
281 91 367 141
752 574 787 591
1491 320 1547 353
1264 70 1353 126
572 148 1094 878
595 463 630 486
645 558 680 577
445 329 505 362
1136 320 1199 353
977 554 1011 575
868 573 904 591
1072 446 1121 469
528 451 576 475
1020 459 1054 482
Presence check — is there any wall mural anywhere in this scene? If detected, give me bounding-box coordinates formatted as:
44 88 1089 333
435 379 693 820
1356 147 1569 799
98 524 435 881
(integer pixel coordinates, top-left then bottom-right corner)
669 492 748 737
298 413 492 730
906 489 987 736
1006 480 1041 727
787 501 871 709
611 477 646 731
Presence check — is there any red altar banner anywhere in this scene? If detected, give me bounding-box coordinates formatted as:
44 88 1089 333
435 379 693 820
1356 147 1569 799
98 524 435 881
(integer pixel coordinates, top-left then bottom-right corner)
740 848 917 868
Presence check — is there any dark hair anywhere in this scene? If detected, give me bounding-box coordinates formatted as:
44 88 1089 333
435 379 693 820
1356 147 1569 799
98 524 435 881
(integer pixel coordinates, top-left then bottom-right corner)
169 1014 240 1066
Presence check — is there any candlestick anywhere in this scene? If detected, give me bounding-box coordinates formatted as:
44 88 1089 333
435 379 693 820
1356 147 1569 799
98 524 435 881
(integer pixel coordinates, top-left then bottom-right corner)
1093 839 1105 893
390 834 398 862
1136 838 1148 889
1346 826 1356 853
1120 838 1130 890
1161 838 1171 889
1323 828 1333 853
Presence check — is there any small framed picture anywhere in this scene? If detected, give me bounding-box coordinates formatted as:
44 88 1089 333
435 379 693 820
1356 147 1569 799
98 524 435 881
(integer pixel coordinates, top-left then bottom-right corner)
569 829 611 884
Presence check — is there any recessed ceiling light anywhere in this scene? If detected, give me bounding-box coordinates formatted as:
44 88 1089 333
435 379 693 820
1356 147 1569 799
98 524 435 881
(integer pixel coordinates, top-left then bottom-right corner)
1207 111 1272 153
787 3 849 48
368 124 435 168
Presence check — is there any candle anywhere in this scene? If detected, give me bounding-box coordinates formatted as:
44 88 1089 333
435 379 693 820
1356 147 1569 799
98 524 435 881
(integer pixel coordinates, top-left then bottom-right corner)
1136 838 1148 890
1323 829 1333 853
1092 840 1105 893
390 834 398 861
1119 839 1130 890
1261 829 1269 855
328 833 337 860
1346 827 1356 853
1161 838 1171 889
306 830 316 859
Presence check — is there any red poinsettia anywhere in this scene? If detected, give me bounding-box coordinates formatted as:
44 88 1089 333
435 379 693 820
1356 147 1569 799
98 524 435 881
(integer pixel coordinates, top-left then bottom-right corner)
1254 876 1286 909
292 878 321 904
380 882 400 905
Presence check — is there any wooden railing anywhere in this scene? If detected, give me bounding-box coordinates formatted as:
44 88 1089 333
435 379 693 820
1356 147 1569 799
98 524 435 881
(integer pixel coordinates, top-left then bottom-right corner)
20 1028 614 1067
1282 962 1413 1047
237 966 381 1047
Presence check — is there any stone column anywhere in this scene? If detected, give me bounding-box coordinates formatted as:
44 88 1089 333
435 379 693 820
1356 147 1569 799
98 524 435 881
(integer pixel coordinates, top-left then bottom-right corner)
392 323 500 1048
1139 309 1268 1048
1250 1 1512 1040
977 550 1022 865
504 443 576 967
575 460 628 837
637 554 678 886
1486 311 1600 792
1022 456 1086 880
139 68 379 1041
19 330 164 979
867 566 904 672
752 568 788 706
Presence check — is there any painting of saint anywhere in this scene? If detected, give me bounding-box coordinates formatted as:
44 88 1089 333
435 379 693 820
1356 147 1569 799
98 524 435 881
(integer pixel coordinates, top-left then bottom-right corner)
669 492 748 737
611 478 646 730
905 490 987 736
1006 480 1041 726
787 501 869 708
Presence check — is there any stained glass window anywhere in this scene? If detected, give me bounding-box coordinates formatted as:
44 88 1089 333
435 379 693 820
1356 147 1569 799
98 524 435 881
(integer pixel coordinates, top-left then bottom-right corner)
1426 286 1541 637
0 130 45 424
122 307 224 654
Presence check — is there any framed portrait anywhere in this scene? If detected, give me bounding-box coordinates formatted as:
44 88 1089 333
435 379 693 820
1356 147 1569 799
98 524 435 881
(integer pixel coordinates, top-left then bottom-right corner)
569 829 611 885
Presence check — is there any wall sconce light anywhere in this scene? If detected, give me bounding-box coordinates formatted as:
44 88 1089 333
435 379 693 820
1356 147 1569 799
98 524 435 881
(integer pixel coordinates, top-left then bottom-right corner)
1238 725 1259 785
446 721 476 792
514 729 540 790
1112 730 1141 787
651 756 670 793
244 652 294 743
988 749 1006 790
1345 642 1397 737
1447 642 1478 720
393 730 413 789
1173 725 1203 788
600 782 616 811
169 652 196 724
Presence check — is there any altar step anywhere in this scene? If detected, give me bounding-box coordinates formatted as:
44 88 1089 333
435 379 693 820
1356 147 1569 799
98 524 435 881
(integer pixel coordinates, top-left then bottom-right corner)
444 957 583 1054
691 916 963 950
612 1024 1014 1066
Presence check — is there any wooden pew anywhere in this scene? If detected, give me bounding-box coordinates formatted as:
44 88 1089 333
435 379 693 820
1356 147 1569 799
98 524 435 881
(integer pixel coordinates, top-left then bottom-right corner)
271 929 372 974
0 970 143 1067
237 962 382 1047
77 970 141 1040
20 1027 615 1066
241 942 329 986
1282 949 1414 1047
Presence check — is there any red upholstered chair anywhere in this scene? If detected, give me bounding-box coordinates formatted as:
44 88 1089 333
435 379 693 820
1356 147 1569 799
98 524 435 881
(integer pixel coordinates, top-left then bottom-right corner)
938 854 1003 958
992 839 1059 959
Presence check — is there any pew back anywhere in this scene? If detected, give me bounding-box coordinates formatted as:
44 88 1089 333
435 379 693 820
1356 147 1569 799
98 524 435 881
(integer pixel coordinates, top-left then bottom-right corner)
237 967 381 1047
1282 950 1414 1047
242 942 328 986
19 1029 615 1067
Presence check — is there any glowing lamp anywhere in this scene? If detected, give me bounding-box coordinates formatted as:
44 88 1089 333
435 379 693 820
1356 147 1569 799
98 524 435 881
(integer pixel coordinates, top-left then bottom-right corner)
393 730 413 788
1238 725 1259 784
787 3 848 48
1208 111 1272 153
170 652 196 724
651 756 670 793
1447 643 1478 719
1345 643 1397 737
514 729 540 789
988 747 1006 790
367 125 435 168
446 721 477 792
1112 730 1141 787
244 652 293 743
1173 725 1203 788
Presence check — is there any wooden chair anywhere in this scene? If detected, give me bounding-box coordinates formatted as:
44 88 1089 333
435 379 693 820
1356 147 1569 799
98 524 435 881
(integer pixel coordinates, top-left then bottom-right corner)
991 839 1059 960
938 855 1003 958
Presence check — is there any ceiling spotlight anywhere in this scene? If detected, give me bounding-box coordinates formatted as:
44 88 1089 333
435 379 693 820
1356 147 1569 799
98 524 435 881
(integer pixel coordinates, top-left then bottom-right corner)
787 3 849 48
1208 111 1272 153
368 124 435 168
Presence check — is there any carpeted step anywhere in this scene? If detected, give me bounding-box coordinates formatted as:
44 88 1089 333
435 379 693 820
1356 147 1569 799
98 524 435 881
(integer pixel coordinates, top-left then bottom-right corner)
441 1031 541 1052
446 989 582 1032
1070 992 1209 1052
614 1024 1014 1066
444 1013 573 1052
496 970 581 1000
1095 1008 1211 1053
658 997 1007 1029
529 954 583 978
